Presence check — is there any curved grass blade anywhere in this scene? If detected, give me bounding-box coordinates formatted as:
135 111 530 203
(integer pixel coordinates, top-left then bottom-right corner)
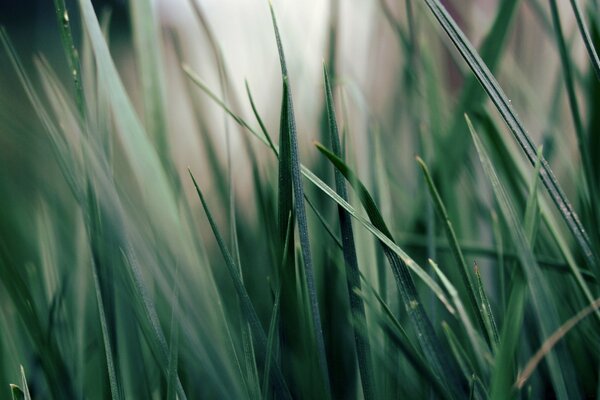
315 143 468 399
269 4 331 395
10 384 25 400
467 114 578 399
422 0 598 271
516 296 600 390
323 65 375 400
416 156 489 346
189 171 292 400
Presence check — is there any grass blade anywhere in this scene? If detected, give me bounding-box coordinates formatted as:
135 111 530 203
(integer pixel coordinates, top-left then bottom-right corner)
516 297 600 390
416 156 490 346
189 171 292 400
315 143 467 398
269 4 332 395
467 114 578 399
323 64 375 400
422 0 598 271
568 0 600 81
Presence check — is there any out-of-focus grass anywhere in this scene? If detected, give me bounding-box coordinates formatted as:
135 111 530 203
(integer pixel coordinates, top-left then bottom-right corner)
0 0 599 398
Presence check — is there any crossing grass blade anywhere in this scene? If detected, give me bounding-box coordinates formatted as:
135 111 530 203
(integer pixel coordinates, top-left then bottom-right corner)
184 66 455 314
323 64 375 400
422 0 598 272
315 143 467 399
467 114 579 399
269 4 332 395
189 170 292 400
416 156 489 346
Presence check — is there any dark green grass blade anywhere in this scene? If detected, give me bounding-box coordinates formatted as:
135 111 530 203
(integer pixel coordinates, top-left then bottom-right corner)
323 65 375 400
416 157 490 347
189 171 292 400
467 115 578 399
490 146 543 400
269 4 332 395
315 143 468 399
473 264 500 349
166 269 180 400
422 0 598 272
568 0 600 81
548 0 596 217
52 0 85 118
356 286 451 400
10 385 25 400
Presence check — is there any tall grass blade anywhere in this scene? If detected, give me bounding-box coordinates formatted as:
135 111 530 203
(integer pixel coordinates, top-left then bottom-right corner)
315 143 467 398
467 114 578 399
323 65 375 400
416 156 489 345
422 0 598 272
269 4 331 395
189 171 292 400
568 0 600 81
18 366 31 400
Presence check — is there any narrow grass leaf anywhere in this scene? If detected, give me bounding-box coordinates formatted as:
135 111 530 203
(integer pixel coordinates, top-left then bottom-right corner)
269 4 331 395
416 156 490 346
516 297 600 389
323 64 375 400
467 114 577 399
189 171 291 400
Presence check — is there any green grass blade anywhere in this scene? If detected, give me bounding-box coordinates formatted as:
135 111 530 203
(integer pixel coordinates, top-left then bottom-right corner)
10 384 25 400
129 0 169 165
18 366 31 400
568 0 600 81
473 264 500 349
323 64 375 400
189 171 292 400
52 0 85 118
416 156 490 346
516 297 600 390
422 0 598 271
467 114 578 399
269 4 331 395
315 143 467 398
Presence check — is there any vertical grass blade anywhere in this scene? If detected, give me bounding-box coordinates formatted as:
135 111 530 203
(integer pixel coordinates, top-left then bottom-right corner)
323 65 375 400
269 4 332 395
467 114 578 399
315 143 467 399
416 156 490 346
422 0 598 271
568 0 600 81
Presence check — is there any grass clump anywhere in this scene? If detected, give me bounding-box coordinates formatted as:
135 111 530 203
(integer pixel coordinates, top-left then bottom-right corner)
0 0 599 398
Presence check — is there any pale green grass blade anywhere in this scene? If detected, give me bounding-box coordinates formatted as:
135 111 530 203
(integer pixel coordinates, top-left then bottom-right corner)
422 0 598 271
130 0 169 165
269 4 331 395
416 156 489 346
10 384 24 400
19 366 31 400
323 64 375 400
315 143 467 398
467 115 578 399
189 171 292 400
